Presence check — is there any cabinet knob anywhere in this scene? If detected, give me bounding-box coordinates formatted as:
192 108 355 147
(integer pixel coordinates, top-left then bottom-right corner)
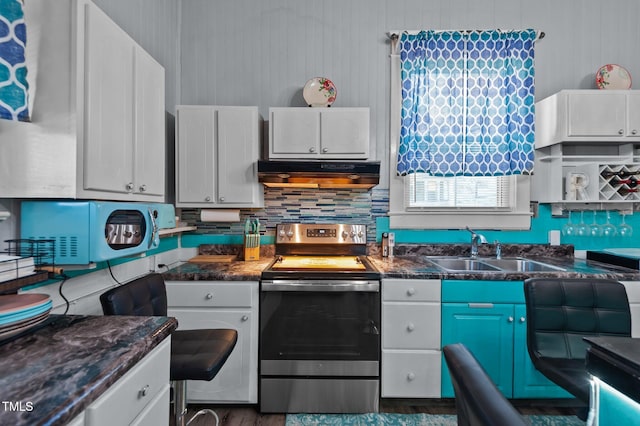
322 148 329 153
508 316 514 323
139 384 149 398
219 196 225 202
126 182 134 191
406 322 415 332
407 372 416 381
406 288 416 296
205 293 213 300
241 315 249 322
139 184 147 192
619 129 624 135
205 196 212 202
632 130 638 135
519 316 526 323
309 147 316 153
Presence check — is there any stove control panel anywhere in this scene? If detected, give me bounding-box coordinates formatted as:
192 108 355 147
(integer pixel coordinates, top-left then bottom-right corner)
276 223 366 244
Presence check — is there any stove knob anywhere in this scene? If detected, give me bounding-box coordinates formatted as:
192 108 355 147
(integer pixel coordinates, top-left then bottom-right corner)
341 231 349 239
357 231 364 238
278 229 286 237
286 230 294 238
350 231 357 238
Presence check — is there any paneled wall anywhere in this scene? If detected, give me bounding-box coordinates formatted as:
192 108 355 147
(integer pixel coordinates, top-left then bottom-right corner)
93 0 180 110
179 0 640 188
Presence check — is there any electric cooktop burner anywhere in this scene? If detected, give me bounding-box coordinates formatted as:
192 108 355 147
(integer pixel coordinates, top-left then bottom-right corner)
261 223 380 280
270 255 367 271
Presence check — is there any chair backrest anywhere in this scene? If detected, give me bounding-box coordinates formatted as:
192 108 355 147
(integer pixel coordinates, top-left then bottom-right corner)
524 278 631 360
443 343 528 426
100 272 168 316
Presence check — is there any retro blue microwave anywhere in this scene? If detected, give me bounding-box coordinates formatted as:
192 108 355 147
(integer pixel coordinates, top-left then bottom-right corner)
21 201 164 265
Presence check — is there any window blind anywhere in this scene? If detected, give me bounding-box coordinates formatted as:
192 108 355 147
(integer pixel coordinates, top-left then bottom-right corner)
406 174 512 209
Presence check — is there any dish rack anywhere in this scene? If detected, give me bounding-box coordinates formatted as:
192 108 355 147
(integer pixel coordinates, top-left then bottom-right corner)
1 239 56 283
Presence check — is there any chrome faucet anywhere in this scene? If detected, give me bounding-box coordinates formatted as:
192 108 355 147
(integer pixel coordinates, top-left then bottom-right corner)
495 240 502 259
466 226 487 258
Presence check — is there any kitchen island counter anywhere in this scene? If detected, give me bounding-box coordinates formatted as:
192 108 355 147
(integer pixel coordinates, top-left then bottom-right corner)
0 314 177 426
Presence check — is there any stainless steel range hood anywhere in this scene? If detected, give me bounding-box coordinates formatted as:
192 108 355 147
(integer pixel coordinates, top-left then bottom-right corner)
258 160 380 189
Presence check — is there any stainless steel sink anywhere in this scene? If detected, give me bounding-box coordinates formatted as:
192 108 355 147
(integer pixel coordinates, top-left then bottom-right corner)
426 256 565 272
427 258 502 272
482 257 566 272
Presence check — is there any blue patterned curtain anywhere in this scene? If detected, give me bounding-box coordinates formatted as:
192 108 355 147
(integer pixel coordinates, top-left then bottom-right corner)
0 0 29 121
397 30 536 176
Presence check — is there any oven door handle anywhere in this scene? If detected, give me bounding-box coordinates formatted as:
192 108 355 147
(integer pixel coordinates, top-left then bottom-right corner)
261 280 379 292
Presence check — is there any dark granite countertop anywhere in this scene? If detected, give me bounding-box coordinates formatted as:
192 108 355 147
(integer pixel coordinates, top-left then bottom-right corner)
586 337 640 405
0 314 177 426
369 255 640 281
162 257 273 281
162 243 640 282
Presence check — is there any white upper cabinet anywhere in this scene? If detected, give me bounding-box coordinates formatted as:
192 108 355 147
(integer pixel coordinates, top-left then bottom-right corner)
269 108 370 159
536 90 640 148
0 0 165 201
176 106 263 208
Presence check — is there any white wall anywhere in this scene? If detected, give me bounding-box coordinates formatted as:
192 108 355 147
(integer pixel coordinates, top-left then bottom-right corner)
92 0 180 110
178 0 640 188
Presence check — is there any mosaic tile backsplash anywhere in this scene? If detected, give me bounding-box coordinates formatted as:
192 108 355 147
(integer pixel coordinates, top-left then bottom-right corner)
180 187 389 242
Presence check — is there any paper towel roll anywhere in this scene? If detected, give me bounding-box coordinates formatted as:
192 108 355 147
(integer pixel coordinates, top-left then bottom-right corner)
200 209 241 222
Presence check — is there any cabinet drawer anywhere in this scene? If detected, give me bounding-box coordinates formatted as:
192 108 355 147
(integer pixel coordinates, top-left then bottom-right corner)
130 384 170 426
441 280 524 303
166 281 255 308
381 350 441 398
382 279 440 302
85 338 170 426
382 303 440 349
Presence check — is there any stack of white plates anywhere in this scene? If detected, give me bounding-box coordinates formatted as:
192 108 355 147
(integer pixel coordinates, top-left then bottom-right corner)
0 294 52 341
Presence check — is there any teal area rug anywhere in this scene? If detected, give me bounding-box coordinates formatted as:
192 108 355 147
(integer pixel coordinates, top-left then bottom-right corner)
286 413 585 425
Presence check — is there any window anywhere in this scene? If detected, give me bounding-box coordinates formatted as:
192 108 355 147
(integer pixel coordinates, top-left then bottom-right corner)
388 30 536 230
406 174 512 209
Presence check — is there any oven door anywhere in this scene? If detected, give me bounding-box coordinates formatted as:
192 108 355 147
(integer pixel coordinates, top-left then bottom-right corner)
260 279 380 376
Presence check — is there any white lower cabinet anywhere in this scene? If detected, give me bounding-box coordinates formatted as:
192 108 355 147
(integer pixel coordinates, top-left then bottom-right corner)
166 281 259 403
381 279 441 398
85 337 171 426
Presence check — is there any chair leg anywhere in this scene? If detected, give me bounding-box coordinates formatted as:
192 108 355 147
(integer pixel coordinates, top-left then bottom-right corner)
172 380 220 426
173 380 188 426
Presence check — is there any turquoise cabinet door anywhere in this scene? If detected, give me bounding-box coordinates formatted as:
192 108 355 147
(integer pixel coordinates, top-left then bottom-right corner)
512 304 574 399
441 303 515 398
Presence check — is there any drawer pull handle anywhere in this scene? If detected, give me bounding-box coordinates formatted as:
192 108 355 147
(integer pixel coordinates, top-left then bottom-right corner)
241 315 249 322
508 316 514 323
406 323 415 332
519 316 526 323
468 303 494 309
139 385 149 398
633 130 638 135
205 293 214 300
406 288 416 296
407 372 416 381
619 129 624 135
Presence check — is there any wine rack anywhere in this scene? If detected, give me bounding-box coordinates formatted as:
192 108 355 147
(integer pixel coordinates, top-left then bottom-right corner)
599 164 640 201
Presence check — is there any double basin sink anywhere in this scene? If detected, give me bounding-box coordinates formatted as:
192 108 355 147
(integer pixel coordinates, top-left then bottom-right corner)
426 256 565 273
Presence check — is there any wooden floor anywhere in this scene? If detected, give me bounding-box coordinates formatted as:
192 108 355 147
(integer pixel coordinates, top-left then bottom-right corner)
177 399 580 425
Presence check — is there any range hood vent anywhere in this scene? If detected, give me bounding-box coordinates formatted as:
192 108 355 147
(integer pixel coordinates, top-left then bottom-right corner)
258 160 380 189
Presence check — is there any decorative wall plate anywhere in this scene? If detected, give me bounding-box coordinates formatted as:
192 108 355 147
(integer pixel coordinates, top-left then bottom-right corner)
596 64 632 89
303 77 337 107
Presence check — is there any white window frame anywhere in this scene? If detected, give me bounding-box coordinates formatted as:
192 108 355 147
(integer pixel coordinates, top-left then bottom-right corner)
387 33 532 230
